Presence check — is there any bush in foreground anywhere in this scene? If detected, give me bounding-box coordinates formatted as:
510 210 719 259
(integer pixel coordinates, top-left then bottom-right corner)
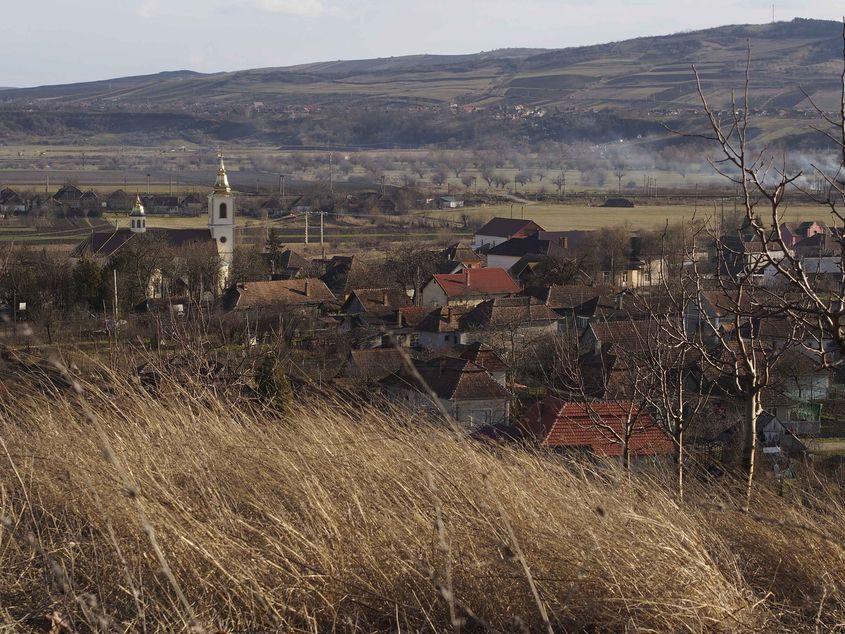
0 360 844 631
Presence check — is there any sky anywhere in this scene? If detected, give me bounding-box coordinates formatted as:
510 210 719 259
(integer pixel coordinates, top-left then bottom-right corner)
0 0 842 87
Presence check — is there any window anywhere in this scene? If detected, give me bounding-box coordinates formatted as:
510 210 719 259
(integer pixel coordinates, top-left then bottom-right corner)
219 236 227 244
219 202 228 219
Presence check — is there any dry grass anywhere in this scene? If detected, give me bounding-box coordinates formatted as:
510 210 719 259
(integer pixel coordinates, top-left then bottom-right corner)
0 359 844 631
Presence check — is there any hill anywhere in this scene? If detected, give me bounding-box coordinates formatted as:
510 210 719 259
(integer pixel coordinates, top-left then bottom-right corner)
0 18 840 148
0 356 843 630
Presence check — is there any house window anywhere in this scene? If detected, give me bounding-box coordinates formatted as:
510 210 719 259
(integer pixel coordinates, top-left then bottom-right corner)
621 271 628 286
219 203 228 219
602 271 611 283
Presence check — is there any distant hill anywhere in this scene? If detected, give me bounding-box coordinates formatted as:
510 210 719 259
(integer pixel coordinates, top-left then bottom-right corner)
0 18 840 148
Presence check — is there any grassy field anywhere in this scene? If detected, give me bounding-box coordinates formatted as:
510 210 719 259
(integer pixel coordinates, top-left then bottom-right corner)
435 202 838 231
1 355 844 630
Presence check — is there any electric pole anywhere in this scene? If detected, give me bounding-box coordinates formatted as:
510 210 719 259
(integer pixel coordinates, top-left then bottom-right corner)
305 211 309 245
320 210 324 245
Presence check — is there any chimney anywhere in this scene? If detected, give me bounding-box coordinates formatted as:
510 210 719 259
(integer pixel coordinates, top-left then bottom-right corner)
397 308 403 328
382 289 389 306
305 279 311 297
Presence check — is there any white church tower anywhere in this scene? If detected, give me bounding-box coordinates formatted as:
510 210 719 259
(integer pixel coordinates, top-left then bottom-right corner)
129 194 146 233
209 153 235 288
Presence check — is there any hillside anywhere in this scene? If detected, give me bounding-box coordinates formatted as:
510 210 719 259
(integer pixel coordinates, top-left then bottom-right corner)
1 356 843 630
0 18 840 148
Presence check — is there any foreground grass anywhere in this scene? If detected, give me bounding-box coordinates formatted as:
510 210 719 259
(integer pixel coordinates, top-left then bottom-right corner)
0 359 844 631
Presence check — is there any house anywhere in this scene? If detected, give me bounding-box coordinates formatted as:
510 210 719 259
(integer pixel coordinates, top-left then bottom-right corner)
141 194 180 214
414 306 471 350
521 398 674 463
779 221 827 249
472 217 544 250
757 411 808 458
762 256 841 289
485 234 567 271
460 296 563 348
458 342 508 386
337 348 408 383
437 196 464 209
420 268 520 307
271 248 312 280
0 188 26 214
52 183 83 210
79 190 101 215
338 287 413 333
222 278 336 311
180 193 206 215
106 189 134 211
522 284 609 327
381 356 511 428
716 234 787 279
442 242 484 269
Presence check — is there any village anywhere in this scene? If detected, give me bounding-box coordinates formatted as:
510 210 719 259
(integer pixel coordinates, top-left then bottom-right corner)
1 156 841 482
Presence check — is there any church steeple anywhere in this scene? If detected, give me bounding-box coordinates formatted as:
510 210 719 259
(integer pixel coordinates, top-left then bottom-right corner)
129 194 146 233
214 153 231 194
209 151 235 290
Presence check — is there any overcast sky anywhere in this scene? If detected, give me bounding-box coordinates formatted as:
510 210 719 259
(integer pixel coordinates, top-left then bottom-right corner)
0 1 841 87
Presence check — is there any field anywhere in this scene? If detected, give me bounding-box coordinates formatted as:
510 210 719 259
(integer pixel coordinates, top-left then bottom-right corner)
433 201 836 231
1 357 844 631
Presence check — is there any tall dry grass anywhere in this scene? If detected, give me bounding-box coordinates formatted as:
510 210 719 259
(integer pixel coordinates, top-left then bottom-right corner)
0 357 844 631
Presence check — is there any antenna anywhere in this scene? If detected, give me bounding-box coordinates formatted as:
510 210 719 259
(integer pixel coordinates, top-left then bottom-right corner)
772 4 775 23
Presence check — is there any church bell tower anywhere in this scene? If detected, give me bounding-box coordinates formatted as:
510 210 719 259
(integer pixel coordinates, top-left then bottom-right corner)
209 153 235 288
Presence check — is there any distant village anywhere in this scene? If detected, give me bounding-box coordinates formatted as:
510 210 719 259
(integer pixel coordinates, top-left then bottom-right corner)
0 158 842 481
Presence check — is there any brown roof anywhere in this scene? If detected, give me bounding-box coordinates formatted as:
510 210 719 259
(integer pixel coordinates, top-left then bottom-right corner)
443 242 483 264
224 278 336 310
431 268 520 299
523 284 609 311
417 306 471 333
344 288 413 313
341 349 407 381
459 342 508 373
522 398 674 456
460 296 562 329
476 217 544 238
72 228 217 259
383 356 510 401
399 306 430 328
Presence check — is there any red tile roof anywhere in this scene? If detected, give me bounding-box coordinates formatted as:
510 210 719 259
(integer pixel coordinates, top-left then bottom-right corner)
522 398 674 457
432 268 520 298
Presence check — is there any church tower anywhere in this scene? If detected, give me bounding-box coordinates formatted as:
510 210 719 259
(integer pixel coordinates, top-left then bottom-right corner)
208 153 235 288
129 194 146 233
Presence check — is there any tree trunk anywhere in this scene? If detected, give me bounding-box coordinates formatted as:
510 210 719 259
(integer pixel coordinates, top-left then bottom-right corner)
743 391 761 511
676 426 685 502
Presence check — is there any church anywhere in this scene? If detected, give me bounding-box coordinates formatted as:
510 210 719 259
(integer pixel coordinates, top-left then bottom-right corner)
72 155 237 293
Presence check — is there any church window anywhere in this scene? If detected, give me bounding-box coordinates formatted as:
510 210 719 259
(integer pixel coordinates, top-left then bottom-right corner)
219 203 228 219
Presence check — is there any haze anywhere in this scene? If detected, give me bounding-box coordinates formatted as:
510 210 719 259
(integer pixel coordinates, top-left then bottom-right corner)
0 0 842 87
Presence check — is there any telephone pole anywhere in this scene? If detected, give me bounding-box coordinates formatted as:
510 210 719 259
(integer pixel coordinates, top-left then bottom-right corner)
304 211 309 245
320 210 324 245
329 151 334 196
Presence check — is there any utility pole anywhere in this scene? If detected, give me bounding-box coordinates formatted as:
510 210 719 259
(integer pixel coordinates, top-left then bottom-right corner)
304 211 309 245
329 151 334 196
45 174 49 195
320 210 324 245
146 173 151 194
113 269 118 323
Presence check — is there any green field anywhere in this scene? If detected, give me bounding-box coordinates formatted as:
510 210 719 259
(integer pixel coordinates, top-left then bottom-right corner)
434 202 837 231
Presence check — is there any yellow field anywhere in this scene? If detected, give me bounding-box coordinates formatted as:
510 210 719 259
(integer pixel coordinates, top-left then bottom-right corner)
434 203 836 231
